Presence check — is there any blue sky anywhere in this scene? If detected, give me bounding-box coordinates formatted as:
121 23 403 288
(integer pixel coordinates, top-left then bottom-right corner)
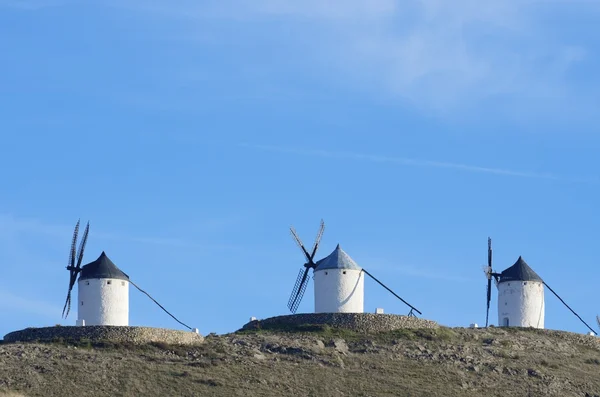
1 0 599 337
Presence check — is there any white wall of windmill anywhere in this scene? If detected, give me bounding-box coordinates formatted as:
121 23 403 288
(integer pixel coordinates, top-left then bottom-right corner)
77 278 129 326
313 268 364 313
497 280 545 329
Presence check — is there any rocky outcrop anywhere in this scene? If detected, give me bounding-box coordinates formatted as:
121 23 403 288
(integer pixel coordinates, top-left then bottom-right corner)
241 313 438 333
3 326 204 345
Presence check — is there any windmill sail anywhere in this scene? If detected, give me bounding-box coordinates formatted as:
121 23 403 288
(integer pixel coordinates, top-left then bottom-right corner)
62 219 89 319
288 268 310 313
485 237 493 327
286 220 325 313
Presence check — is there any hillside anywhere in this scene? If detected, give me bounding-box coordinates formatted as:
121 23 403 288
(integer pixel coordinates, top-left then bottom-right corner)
1 325 599 397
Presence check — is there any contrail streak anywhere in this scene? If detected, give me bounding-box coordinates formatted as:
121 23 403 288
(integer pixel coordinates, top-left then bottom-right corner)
240 143 597 183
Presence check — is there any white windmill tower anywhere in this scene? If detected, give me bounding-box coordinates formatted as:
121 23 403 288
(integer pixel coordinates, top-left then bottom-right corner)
483 238 597 334
287 220 422 316
61 219 195 331
312 244 364 313
76 251 130 326
496 256 545 328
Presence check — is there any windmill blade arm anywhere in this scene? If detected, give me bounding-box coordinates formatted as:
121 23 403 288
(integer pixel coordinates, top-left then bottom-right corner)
128 279 193 330
310 219 325 260
75 222 90 268
61 290 72 319
543 281 597 335
362 269 422 315
290 227 312 262
488 237 492 267
485 278 492 327
69 220 80 269
288 267 310 313
486 238 494 327
62 271 79 318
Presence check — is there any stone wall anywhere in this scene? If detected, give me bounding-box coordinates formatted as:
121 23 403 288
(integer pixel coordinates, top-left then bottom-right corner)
3 326 204 345
241 313 438 333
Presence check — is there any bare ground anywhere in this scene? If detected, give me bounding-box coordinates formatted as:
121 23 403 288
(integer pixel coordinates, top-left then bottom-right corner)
1 326 599 397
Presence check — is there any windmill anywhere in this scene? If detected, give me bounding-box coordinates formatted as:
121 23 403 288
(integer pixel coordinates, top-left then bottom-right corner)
482 237 597 335
287 220 422 316
61 219 194 330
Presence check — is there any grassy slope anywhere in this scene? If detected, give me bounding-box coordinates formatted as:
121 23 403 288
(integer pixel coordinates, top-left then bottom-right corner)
0 326 599 397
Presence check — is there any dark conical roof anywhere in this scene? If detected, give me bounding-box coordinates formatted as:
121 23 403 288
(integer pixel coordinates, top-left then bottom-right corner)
315 244 362 271
498 256 542 283
79 251 129 281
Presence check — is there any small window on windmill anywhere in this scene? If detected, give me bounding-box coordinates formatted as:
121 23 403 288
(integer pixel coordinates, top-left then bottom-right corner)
343 271 347 274
325 271 328 275
81 301 83 306
107 280 112 285
524 282 527 285
85 281 89 285
121 281 125 286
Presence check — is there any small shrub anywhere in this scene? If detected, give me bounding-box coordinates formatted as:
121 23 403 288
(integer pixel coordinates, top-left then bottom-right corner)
170 371 191 377
196 379 222 387
238 323 359 340
435 327 457 341
540 359 559 369
70 338 93 349
150 341 170 350
414 328 456 341
381 329 417 341
377 327 456 343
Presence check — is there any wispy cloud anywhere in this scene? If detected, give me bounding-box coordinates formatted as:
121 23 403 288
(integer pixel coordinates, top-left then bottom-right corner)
0 214 238 250
6 1 596 118
240 143 598 183
101 0 597 117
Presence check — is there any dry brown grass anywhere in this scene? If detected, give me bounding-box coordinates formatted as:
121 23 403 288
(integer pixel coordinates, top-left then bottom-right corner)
0 327 599 397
